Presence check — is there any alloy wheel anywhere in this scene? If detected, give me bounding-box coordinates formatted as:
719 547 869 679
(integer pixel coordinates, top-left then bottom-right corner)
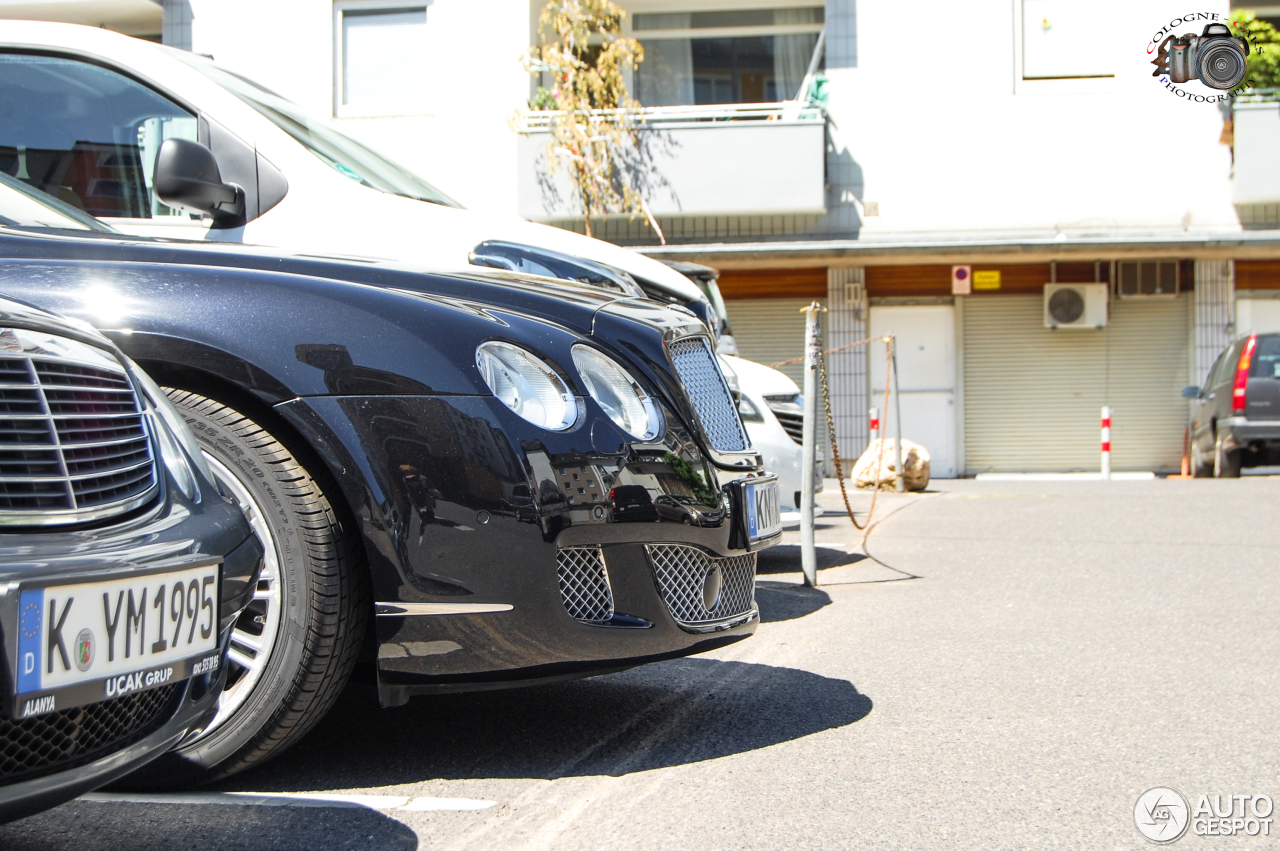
194 451 284 740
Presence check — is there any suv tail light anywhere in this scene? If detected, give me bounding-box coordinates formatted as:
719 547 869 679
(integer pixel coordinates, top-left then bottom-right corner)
1232 334 1258 414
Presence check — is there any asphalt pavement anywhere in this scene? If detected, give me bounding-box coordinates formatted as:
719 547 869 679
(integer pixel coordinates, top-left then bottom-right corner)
4 476 1277 849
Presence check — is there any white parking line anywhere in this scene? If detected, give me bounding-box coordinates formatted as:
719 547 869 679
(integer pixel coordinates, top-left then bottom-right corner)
79 791 497 812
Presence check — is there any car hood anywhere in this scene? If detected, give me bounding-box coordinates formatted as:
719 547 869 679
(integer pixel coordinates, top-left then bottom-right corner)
721 355 800 398
0 230 642 337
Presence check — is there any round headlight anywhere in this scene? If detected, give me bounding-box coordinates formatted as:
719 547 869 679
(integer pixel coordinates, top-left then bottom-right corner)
571 346 661 441
476 342 577 431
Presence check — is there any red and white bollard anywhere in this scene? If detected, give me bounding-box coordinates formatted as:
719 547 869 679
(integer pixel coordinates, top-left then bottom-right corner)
869 407 880 442
1100 405 1112 481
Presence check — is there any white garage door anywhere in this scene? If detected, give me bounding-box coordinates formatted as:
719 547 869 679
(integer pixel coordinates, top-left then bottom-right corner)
724 298 826 388
963 294 1191 474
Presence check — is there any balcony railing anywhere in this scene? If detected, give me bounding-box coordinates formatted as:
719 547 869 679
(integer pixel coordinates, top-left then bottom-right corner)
515 102 827 221
515 101 825 130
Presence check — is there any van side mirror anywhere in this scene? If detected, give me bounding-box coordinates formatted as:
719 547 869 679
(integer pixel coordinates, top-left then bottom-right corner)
1182 385 1203 399
153 138 245 226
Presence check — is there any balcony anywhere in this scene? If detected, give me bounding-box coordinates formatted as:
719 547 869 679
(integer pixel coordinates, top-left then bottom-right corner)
515 103 827 222
1233 95 1280 228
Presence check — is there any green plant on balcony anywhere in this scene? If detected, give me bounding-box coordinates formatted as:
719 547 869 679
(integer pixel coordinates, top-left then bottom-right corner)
525 0 648 238
1230 11 1280 90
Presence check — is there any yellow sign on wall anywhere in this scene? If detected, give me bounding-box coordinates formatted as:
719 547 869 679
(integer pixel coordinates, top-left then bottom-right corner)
973 270 1001 290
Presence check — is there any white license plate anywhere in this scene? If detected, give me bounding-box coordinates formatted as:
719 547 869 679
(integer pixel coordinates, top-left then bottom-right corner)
745 478 782 542
14 561 219 712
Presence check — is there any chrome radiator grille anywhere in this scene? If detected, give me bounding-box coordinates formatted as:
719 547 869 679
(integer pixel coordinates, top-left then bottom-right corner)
645 544 757 626
667 337 748 453
556 547 615 623
0 341 157 525
764 395 804 444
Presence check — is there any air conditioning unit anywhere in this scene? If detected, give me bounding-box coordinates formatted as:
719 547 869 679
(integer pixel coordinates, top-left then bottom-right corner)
1044 283 1107 329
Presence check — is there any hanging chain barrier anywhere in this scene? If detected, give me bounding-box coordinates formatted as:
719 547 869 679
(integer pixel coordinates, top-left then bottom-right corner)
776 323 899 535
817 336 895 532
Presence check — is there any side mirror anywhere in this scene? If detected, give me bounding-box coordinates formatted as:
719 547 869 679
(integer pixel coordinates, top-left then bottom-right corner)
153 138 245 226
1182 385 1203 399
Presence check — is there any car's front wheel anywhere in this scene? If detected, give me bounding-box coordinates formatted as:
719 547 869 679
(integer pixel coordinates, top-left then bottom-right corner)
1191 436 1212 478
120 390 368 786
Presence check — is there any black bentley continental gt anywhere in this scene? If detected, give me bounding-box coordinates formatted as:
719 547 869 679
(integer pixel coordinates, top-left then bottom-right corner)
0 175 782 785
0 297 261 822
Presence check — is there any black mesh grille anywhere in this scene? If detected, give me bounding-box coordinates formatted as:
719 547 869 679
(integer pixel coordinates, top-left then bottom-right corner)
0 346 156 521
556 547 614 623
645 544 757 626
0 684 180 784
667 337 749 453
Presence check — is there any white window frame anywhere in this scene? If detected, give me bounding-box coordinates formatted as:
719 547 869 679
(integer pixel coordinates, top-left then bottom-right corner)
1011 0 1120 96
332 0 434 117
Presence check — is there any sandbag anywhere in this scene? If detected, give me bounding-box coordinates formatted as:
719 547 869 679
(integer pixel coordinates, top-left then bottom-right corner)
852 438 931 492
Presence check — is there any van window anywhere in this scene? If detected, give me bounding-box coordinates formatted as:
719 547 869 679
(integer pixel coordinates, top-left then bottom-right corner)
1250 334 1280 379
0 54 198 218
0 170 118 232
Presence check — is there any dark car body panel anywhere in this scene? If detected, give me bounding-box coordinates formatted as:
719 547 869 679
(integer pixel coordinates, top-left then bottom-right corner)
0 297 258 822
1191 333 1280 465
0 230 773 705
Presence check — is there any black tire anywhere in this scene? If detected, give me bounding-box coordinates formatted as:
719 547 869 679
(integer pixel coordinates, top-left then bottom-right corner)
118 390 368 786
1191 437 1212 478
1215 433 1242 479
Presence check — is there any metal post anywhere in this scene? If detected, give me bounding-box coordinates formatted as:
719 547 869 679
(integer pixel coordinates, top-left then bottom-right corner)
800 302 822 587
1101 405 1112 480
891 336 905 493
869 407 879 442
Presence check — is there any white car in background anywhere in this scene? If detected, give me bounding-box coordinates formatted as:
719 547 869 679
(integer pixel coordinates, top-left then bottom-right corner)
723 355 823 528
0 22 710 315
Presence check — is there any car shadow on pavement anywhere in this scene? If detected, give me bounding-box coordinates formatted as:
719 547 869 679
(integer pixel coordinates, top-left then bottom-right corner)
211 659 873 791
755 581 832 622
0 798 418 851
757 544 867 574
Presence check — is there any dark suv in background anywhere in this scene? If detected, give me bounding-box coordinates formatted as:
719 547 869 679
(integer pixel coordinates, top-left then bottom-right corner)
1187 332 1280 477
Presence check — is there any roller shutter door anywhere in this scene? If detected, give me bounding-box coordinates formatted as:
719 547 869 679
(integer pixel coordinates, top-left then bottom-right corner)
724 298 826 388
963 294 1191 473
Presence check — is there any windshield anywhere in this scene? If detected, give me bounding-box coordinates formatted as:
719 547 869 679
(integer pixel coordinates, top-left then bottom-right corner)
693 277 731 328
169 51 462 208
0 171 119 233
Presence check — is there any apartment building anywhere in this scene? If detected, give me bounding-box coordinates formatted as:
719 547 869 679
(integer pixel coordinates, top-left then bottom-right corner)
9 0 1280 474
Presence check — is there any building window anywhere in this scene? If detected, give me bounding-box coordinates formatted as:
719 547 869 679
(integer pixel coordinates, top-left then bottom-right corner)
1021 0 1113 79
1116 260 1181 297
333 2 429 116
632 7 823 106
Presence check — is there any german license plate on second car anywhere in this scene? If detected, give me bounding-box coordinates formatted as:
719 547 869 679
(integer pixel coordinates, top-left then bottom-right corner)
745 477 782 543
11 560 221 719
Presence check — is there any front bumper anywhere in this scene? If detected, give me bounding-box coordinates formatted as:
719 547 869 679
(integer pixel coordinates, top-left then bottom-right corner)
0 476 260 821
0 636 231 823
278 394 779 705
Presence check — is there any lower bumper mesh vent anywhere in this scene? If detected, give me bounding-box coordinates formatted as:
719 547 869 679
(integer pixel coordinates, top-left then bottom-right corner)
645 544 757 627
556 547 614 623
0 683 180 784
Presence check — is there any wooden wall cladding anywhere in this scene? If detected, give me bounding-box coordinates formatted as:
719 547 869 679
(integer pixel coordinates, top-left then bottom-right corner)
1234 260 1280 290
865 262 1113 297
716 267 828 299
